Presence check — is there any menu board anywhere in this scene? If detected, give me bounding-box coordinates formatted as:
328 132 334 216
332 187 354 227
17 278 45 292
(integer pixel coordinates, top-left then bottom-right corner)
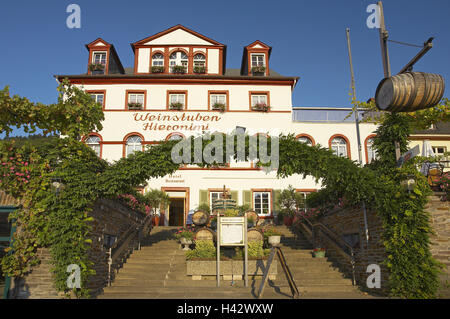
220 217 245 246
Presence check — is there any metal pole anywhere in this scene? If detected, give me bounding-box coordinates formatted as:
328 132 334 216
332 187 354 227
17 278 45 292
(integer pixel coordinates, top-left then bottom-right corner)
378 1 391 78
244 217 248 287
216 216 220 287
346 27 363 165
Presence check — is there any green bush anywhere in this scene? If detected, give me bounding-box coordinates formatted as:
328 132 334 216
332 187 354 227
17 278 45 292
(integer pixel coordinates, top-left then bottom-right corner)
234 241 269 259
186 240 216 260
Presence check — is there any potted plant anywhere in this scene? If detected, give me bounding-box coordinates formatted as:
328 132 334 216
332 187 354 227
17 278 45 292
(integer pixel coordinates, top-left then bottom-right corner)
193 66 206 74
251 66 266 75
313 247 326 258
151 66 164 73
169 102 184 110
89 63 105 75
144 189 170 227
128 102 143 110
175 226 195 250
172 65 186 74
261 226 282 246
251 103 270 112
212 102 226 112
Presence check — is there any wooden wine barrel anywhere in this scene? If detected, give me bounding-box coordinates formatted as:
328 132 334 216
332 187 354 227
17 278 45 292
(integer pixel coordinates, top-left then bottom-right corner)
247 228 264 242
194 227 216 242
245 210 259 225
192 210 210 226
375 72 445 112
212 199 236 210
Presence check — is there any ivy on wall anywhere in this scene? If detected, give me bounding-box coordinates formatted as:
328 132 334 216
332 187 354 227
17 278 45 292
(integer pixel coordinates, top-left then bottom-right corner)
0 81 445 298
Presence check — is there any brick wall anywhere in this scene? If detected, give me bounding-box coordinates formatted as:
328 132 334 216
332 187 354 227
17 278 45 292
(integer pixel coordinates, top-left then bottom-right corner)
8 199 148 299
298 194 449 297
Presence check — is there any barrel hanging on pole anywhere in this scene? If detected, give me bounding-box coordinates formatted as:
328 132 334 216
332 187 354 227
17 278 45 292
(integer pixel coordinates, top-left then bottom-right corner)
375 72 445 112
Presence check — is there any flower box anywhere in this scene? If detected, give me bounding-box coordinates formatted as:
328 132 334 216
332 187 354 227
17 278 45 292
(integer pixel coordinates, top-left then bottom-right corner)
251 66 266 75
128 102 143 110
193 66 206 74
186 259 277 280
169 102 184 110
151 66 164 73
212 103 226 112
89 63 105 74
313 248 326 258
251 103 270 112
172 65 187 74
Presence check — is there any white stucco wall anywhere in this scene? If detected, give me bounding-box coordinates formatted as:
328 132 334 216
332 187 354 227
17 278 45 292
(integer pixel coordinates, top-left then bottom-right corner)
137 48 150 73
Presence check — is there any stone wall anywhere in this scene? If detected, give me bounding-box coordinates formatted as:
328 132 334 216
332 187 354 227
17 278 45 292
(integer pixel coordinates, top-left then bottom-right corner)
426 194 450 298
296 193 449 297
8 199 149 299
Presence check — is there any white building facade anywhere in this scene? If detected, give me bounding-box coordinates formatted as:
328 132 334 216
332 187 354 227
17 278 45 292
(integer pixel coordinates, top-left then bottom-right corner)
57 25 378 226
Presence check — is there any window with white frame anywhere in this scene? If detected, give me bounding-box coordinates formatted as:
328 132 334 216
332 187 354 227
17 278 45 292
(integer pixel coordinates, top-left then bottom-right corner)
251 54 265 67
90 93 104 105
169 93 186 109
331 137 348 158
127 93 144 109
210 93 227 109
251 94 267 107
152 53 164 66
169 51 188 72
366 137 378 164
126 135 142 157
92 52 107 66
193 53 206 70
296 136 313 146
253 191 271 216
85 135 101 157
210 191 222 208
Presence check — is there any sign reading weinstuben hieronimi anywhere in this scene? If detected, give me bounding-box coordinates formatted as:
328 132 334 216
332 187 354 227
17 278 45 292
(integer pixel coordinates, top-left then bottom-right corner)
219 217 245 246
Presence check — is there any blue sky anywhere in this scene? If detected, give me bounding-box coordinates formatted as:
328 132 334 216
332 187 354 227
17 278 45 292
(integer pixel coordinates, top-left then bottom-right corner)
0 0 449 136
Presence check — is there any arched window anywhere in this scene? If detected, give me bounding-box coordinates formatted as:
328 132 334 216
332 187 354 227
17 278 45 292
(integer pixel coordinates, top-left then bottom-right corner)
152 53 164 66
366 137 378 164
126 135 142 157
169 51 188 73
193 53 206 73
167 133 184 141
331 137 348 158
85 135 101 157
296 136 313 146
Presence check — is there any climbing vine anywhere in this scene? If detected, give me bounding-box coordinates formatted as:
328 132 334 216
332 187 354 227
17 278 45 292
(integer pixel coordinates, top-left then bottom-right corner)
0 81 445 298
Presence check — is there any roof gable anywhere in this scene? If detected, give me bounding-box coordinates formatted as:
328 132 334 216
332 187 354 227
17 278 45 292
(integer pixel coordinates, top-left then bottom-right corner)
245 40 271 50
132 25 224 47
85 38 111 50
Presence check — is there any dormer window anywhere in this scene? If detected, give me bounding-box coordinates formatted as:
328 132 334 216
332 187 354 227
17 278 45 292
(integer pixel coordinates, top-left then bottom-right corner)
169 51 188 74
193 53 206 74
251 53 266 75
151 53 164 73
93 52 107 66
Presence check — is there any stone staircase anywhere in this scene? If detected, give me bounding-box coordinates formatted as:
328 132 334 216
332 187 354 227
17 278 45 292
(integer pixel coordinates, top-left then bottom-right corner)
98 225 373 299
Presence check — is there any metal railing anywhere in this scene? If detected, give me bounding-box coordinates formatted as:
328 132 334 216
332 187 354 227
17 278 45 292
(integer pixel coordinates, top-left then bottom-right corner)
106 214 152 286
298 218 356 285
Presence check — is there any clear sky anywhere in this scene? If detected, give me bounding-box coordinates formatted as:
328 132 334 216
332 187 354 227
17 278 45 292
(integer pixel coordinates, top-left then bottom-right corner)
0 0 449 136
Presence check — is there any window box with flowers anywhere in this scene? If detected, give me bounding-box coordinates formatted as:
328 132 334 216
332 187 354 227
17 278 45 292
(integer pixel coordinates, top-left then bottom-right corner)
212 102 226 112
252 103 270 112
251 66 266 76
128 102 143 110
172 65 187 74
151 66 164 73
193 66 206 74
89 63 105 75
169 102 184 110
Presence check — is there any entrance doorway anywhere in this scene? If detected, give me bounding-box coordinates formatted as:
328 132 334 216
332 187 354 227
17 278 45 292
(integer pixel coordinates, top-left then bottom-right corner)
168 198 185 226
